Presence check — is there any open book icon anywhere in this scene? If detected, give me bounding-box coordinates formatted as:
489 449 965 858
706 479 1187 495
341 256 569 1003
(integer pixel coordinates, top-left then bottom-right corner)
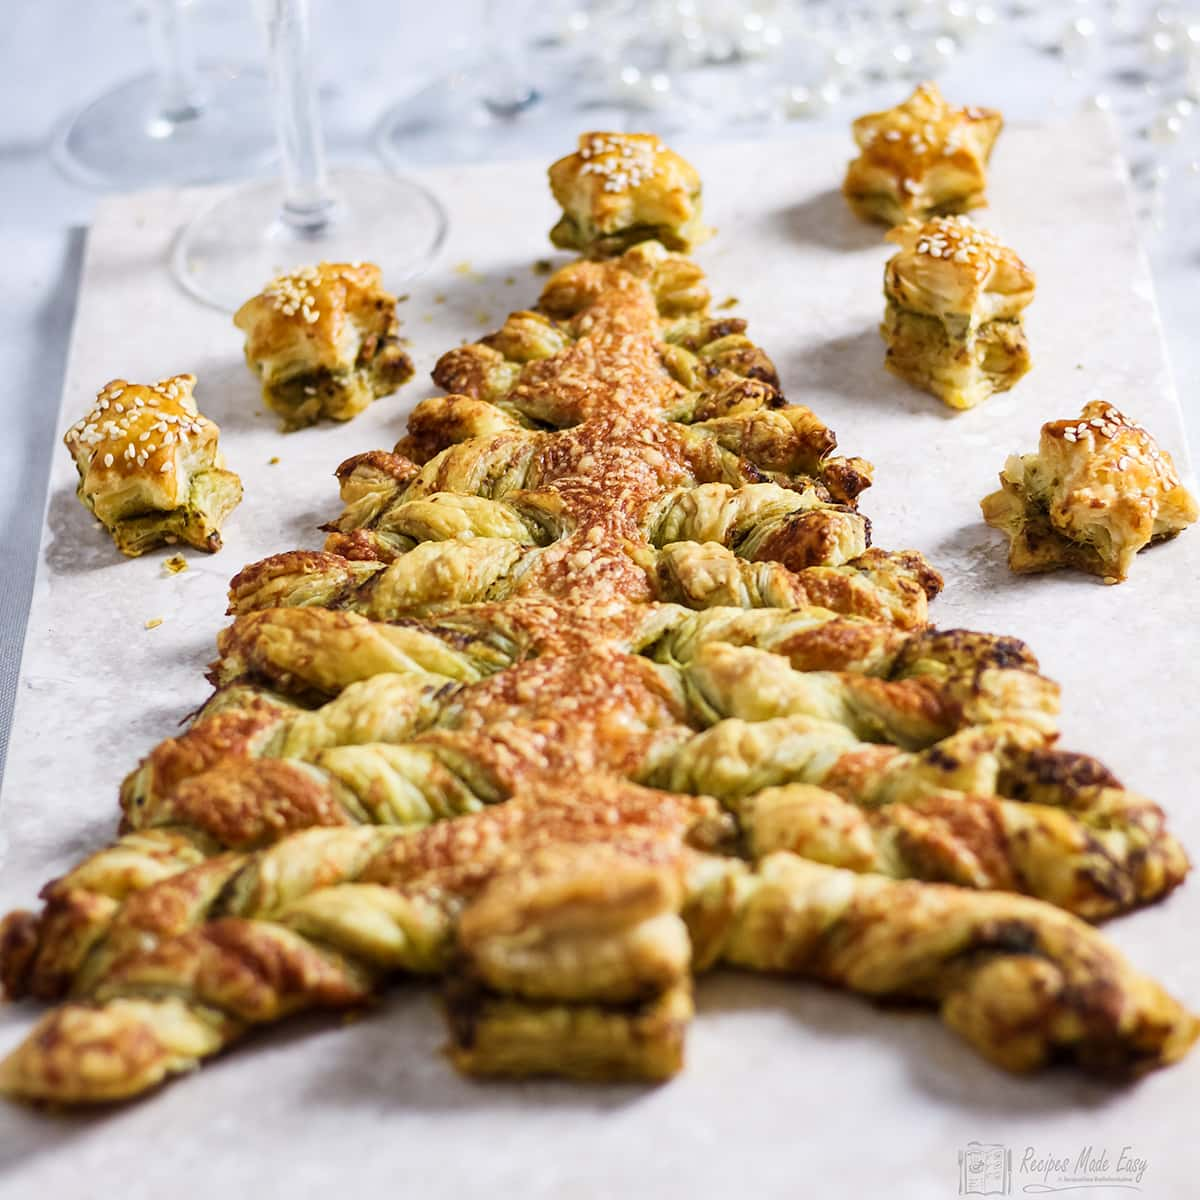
959 1142 1012 1196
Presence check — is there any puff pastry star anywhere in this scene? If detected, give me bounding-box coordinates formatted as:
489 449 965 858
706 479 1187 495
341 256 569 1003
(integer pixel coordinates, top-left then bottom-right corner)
63 374 242 556
234 261 414 430
881 215 1035 411
982 401 1199 582
548 132 712 257
844 82 1003 226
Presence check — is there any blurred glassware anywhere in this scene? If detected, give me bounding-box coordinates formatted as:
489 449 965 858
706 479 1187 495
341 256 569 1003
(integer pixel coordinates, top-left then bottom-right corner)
375 0 565 166
173 0 446 312
550 0 995 132
52 0 276 190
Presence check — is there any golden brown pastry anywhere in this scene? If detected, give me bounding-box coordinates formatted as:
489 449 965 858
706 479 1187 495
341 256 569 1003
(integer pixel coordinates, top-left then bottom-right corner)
982 401 1200 581
881 216 1035 410
294 246 934 633
0 779 1193 1104
844 82 1003 226
548 133 711 256
233 262 413 429
63 374 242 556
112 615 1058 829
0 628 1176 1012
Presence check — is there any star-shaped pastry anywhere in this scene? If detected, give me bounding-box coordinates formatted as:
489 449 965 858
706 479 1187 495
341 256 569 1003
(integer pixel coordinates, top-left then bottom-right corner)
844 82 1003 226
982 401 1199 581
64 374 242 556
235 261 414 430
548 132 712 257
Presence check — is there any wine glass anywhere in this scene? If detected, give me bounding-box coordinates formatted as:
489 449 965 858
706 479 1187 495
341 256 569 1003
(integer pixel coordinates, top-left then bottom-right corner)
53 0 276 190
374 0 558 167
173 0 447 313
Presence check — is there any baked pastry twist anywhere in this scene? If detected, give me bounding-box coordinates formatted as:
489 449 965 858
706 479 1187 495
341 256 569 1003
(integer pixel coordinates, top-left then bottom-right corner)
208 599 1030 701
844 82 1003 226
117 643 1058 851
882 216 1035 411
233 262 414 429
2 626 1175 1009
981 401 1199 582
119 616 1057 821
1 779 1193 1103
227 538 938 631
271 242 930 638
63 375 242 556
649 715 1187 919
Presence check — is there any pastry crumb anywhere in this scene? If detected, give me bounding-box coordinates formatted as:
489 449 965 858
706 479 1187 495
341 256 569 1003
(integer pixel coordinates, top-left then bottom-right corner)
163 554 188 575
504 275 517 286
396 293 410 303
145 617 163 630
532 259 554 275
718 296 739 309
453 262 482 282
475 311 492 326
434 293 447 304
268 456 280 465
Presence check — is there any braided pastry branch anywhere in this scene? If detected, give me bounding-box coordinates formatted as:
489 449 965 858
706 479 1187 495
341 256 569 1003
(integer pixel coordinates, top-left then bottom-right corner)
651 716 1188 917
228 540 939 630
0 663 1170 1008
0 782 1193 1102
710 852 1197 1075
164 617 1054 822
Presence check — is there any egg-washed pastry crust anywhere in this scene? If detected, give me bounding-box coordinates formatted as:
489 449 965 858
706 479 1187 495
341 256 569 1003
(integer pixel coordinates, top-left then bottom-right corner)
548 132 712 257
4 142 1194 1107
882 216 1034 411
234 262 414 430
63 374 242 556
844 82 1003 227
982 401 1199 582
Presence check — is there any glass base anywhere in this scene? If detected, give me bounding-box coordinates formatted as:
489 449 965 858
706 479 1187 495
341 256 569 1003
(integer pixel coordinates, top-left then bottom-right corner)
172 169 448 312
375 69 559 167
52 64 277 191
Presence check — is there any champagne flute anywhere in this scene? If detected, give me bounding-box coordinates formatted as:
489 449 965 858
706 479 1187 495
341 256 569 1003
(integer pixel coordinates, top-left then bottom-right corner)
374 0 554 167
173 0 447 312
53 0 276 190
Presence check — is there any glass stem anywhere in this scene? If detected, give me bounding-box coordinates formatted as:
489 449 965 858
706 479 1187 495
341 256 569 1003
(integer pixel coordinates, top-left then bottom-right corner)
256 0 337 234
481 0 538 117
147 0 205 124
